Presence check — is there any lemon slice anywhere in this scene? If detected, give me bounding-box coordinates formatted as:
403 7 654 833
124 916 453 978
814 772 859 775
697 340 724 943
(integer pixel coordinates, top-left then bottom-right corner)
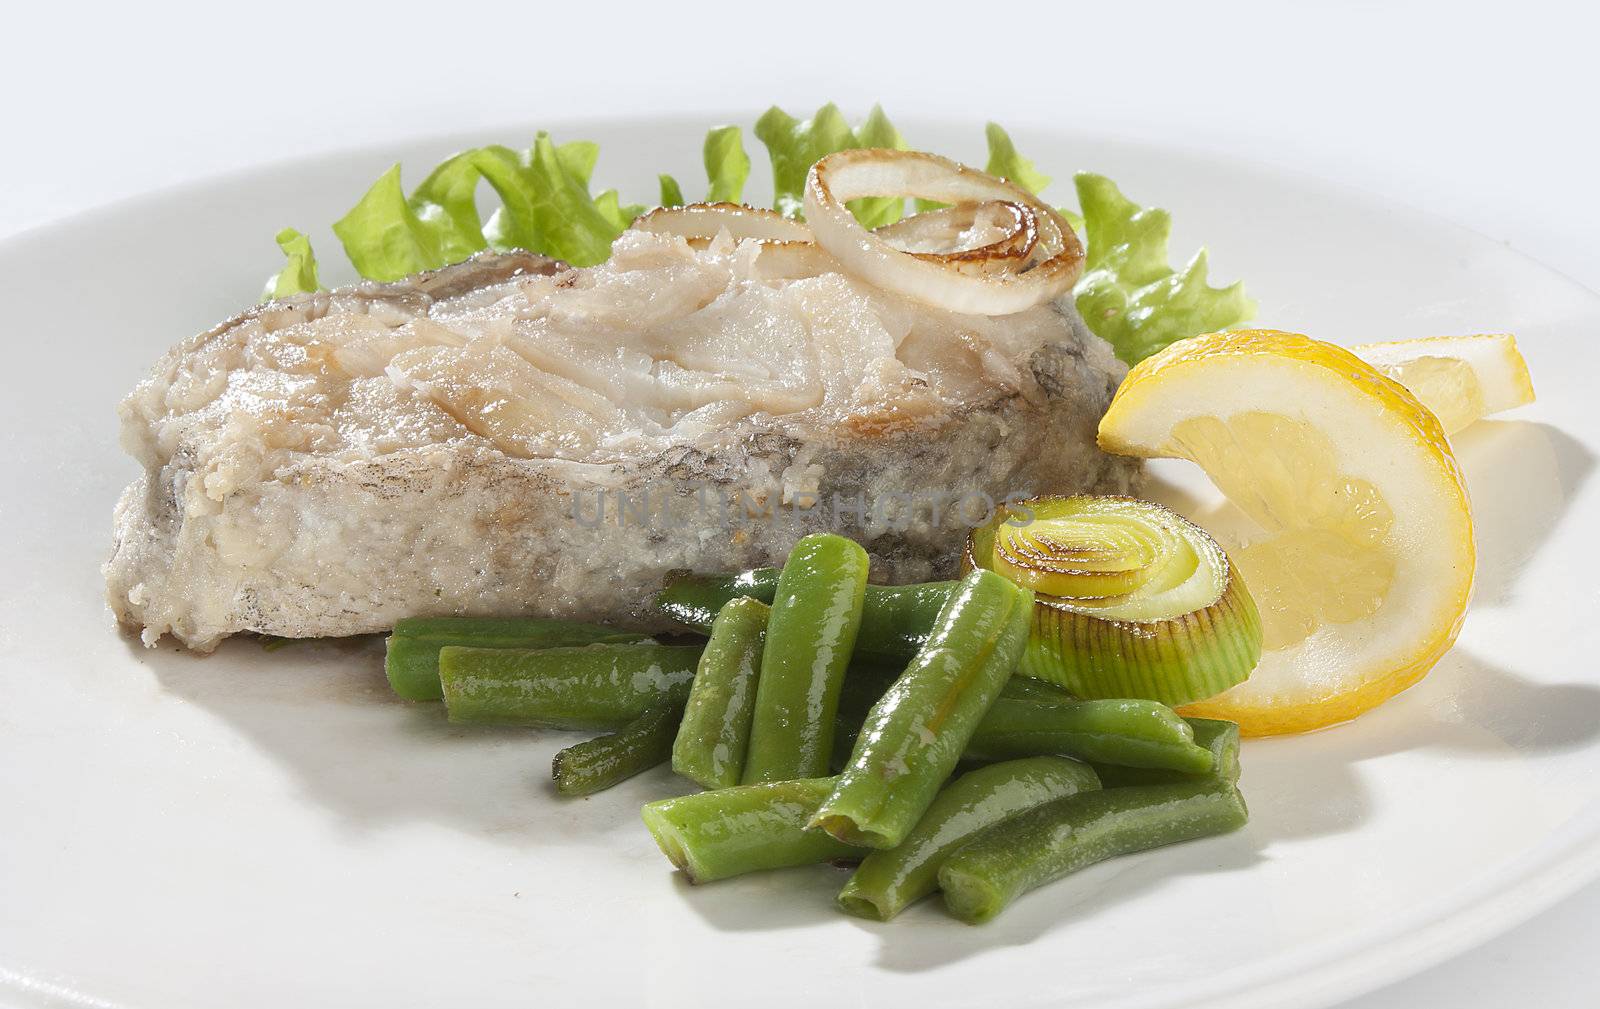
1098 330 1475 736
1352 333 1534 435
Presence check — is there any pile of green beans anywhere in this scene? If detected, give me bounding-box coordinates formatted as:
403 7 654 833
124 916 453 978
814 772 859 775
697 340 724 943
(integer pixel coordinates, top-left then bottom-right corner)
380 537 1252 924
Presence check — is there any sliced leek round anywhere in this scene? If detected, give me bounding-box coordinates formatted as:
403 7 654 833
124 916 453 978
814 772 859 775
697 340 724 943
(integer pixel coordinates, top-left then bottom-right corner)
965 496 1262 705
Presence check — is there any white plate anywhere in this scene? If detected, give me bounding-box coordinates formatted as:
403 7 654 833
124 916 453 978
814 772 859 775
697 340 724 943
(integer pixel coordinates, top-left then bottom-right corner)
2 116 1597 1009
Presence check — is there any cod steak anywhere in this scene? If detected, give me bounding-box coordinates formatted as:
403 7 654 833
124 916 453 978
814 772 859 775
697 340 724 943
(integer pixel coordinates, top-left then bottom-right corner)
107 231 1139 649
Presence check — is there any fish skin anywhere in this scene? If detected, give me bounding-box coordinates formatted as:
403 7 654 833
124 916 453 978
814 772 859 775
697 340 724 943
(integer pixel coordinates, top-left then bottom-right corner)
106 250 1139 650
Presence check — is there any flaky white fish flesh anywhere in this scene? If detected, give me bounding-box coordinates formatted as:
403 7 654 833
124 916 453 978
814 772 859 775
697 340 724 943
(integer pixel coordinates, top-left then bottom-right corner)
107 233 1138 649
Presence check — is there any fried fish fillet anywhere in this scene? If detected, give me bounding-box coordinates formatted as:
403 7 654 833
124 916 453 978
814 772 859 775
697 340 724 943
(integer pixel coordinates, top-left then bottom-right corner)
107 233 1137 649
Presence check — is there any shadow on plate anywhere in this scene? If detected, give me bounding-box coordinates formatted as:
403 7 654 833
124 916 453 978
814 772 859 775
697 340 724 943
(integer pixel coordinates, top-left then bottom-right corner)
131 630 667 847
670 862 852 933
1230 647 1600 849
1315 648 1600 761
855 832 1266 973
669 801 1269 971
1452 420 1594 609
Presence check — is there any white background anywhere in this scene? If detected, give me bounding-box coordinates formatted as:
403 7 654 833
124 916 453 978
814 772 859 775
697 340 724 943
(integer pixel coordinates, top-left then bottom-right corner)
6 0 1596 1004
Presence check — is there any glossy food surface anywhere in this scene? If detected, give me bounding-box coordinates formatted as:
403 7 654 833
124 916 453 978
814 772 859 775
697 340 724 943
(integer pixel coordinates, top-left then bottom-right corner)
742 534 870 783
672 597 768 789
839 756 1102 920
812 570 1034 848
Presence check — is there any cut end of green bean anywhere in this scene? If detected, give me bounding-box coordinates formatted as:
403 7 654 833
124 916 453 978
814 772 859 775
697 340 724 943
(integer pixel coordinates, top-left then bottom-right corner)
809 812 895 850
385 634 440 701
641 777 854 884
1194 718 1243 784
936 866 1009 925
1093 717 1241 787
640 803 701 880
836 885 893 922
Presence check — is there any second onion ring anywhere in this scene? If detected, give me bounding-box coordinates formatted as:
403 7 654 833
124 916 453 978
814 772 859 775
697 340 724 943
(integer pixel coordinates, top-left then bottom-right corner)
875 200 1039 278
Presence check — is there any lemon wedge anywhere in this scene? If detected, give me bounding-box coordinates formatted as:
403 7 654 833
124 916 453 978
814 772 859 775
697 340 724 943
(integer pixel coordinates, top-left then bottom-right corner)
1097 330 1475 736
1352 333 1535 435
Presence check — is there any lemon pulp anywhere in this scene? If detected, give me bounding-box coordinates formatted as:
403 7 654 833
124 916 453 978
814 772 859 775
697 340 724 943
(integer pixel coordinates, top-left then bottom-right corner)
1170 411 1397 651
1372 356 1485 434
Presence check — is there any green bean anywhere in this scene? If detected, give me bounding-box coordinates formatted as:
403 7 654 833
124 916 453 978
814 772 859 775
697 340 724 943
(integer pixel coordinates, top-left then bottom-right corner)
838 757 1101 921
838 682 1210 774
811 569 1035 849
854 581 962 658
654 568 780 633
672 597 768 789
552 700 685 796
741 535 870 783
640 778 860 883
1094 718 1241 787
385 617 645 701
938 780 1249 924
999 675 1078 703
967 698 1214 773
439 642 702 729
654 568 955 659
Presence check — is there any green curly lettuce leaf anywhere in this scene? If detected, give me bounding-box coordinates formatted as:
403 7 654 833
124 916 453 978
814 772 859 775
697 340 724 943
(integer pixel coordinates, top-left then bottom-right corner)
983 122 1051 195
330 154 490 282
703 126 750 204
1073 172 1256 364
325 135 630 278
658 174 685 208
754 103 907 226
409 153 489 263
330 166 447 282
473 135 632 267
261 228 321 301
